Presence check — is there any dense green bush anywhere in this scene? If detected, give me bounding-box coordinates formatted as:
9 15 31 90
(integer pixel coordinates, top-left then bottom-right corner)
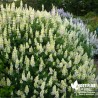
0 2 96 98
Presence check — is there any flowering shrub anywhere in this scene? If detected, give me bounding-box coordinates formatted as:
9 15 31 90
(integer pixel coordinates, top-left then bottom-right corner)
57 8 98 55
0 2 96 98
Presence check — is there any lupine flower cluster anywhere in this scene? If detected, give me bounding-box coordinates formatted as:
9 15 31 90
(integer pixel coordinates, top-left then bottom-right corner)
57 8 83 24
57 9 73 19
0 2 96 98
57 8 98 55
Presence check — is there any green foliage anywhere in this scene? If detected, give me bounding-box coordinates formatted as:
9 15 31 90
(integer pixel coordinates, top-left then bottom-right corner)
0 2 96 98
84 12 97 18
81 12 98 32
0 86 14 97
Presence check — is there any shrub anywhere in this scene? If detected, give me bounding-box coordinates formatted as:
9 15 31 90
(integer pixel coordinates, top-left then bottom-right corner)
0 2 96 98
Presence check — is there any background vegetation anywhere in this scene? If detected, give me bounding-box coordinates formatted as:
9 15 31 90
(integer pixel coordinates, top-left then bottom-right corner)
1 0 98 32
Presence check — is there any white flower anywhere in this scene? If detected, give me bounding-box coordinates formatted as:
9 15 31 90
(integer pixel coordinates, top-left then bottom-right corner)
36 42 39 49
16 28 21 38
29 39 31 44
61 58 66 65
46 42 50 52
68 60 72 68
53 71 57 81
34 90 38 94
0 35 3 49
40 90 44 98
39 35 43 42
25 42 29 49
55 91 59 98
49 67 53 75
77 45 84 55
48 76 53 87
51 85 56 95
15 58 19 69
39 44 43 53
39 64 43 72
25 85 29 95
22 71 27 81
27 71 31 79
41 24 45 37
74 53 81 64
4 38 8 47
0 77 6 86
60 80 66 92
82 53 88 62
49 54 53 62
30 55 35 67
58 49 63 55
59 25 65 35
9 63 13 75
39 58 44 72
35 31 39 38
19 44 24 53
6 46 11 53
3 28 7 37
69 51 74 59
29 46 33 53
51 6 56 16
56 58 60 65
20 79 23 84
49 29 53 38
32 95 36 98
5 53 9 59
40 82 45 90
57 62 63 68
20 56 23 64
62 65 68 76
17 90 22 96
7 78 11 86
61 93 66 98
20 22 25 31
34 76 39 88
21 94 26 98
12 19 16 30
64 18 69 26
12 47 18 61
25 32 28 40
11 91 13 96
25 56 30 71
